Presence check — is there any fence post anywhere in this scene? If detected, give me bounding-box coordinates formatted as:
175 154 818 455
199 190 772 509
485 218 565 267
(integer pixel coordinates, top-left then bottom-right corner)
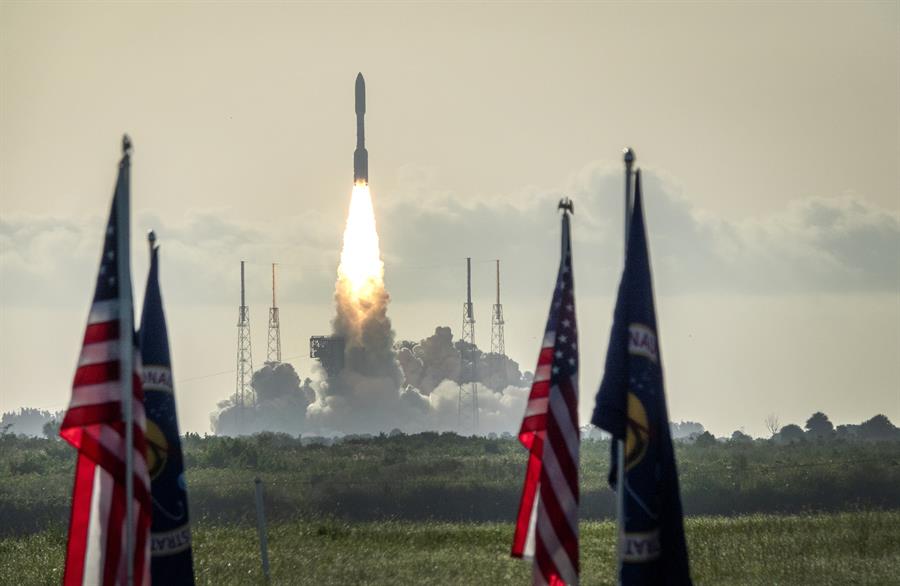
254 477 271 582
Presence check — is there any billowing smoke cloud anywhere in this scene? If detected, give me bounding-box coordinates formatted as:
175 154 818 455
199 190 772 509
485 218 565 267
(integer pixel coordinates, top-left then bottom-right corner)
211 362 316 435
305 320 534 435
397 326 532 394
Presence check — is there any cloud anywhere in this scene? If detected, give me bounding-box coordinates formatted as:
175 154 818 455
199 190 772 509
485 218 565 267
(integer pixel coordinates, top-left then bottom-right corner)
2 163 897 311
378 163 900 297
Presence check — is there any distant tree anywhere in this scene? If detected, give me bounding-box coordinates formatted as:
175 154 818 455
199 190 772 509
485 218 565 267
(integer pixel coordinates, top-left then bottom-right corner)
694 431 717 447
42 418 61 440
0 408 58 437
764 413 780 438
730 430 753 443
834 424 858 439
858 414 899 441
805 412 834 439
778 424 805 443
671 421 705 440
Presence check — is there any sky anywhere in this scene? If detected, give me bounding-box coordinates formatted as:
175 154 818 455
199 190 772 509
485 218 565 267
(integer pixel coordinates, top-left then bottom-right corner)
1 1 898 437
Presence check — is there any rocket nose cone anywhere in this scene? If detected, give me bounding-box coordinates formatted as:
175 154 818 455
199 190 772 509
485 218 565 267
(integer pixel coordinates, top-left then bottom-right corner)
355 73 366 114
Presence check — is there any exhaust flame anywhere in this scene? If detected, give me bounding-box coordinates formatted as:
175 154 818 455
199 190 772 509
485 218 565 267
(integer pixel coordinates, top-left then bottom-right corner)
337 183 385 318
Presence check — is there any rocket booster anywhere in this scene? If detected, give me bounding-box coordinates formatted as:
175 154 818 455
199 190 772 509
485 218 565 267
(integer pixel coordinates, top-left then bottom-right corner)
354 73 368 184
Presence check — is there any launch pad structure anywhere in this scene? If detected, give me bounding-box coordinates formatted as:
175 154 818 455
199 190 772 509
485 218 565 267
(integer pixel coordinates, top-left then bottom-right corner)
267 263 282 364
235 261 254 419
458 257 479 432
491 260 505 356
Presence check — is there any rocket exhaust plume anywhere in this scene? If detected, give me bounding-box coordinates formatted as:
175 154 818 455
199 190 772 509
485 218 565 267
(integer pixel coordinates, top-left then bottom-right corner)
336 183 385 329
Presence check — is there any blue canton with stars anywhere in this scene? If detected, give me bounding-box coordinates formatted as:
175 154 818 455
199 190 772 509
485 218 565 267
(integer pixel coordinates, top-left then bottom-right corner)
93 191 121 302
547 212 578 379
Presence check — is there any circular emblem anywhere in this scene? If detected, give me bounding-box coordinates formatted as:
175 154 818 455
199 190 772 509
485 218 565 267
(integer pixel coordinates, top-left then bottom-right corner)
145 419 169 480
625 392 650 471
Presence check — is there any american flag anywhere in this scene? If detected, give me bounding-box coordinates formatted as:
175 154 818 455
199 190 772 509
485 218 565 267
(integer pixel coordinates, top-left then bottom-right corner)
60 143 152 586
512 206 580 585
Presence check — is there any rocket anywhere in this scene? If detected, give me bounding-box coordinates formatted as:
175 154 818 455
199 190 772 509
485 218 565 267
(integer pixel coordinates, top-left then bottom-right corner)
354 72 368 184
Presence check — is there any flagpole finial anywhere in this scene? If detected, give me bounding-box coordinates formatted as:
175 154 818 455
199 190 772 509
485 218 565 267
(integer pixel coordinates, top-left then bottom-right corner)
122 134 133 156
558 197 574 215
623 147 635 165
147 229 157 252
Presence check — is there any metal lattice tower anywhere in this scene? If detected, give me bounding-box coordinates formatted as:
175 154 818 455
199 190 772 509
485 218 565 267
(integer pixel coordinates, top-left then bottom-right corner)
490 259 505 356
458 257 478 433
267 263 282 364
235 261 254 416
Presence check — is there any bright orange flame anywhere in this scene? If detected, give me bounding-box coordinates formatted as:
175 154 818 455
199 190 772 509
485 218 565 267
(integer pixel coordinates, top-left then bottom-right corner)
337 183 384 309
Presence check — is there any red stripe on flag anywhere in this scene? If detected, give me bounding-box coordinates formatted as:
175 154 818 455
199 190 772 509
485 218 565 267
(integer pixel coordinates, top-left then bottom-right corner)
61 403 122 431
73 361 120 387
537 347 555 364
83 320 119 345
529 380 551 400
519 414 548 435
63 454 95 586
511 449 543 557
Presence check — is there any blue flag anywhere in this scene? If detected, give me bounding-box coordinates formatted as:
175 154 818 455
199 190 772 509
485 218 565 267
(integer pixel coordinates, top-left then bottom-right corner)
140 237 195 585
591 172 692 585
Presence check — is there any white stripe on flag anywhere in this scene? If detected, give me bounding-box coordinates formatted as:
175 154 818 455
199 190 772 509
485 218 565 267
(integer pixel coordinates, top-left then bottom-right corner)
87 299 119 324
525 397 549 418
542 331 556 347
69 381 122 408
78 340 120 367
534 364 552 383
523 483 540 559
82 464 112 586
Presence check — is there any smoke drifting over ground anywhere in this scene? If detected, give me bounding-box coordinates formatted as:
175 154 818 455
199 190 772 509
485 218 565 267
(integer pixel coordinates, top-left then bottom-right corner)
209 325 533 436
210 185 532 437
212 362 316 436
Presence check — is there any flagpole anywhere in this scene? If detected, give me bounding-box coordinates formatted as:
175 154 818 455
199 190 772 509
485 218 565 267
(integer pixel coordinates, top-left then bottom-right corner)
617 147 634 585
118 134 135 586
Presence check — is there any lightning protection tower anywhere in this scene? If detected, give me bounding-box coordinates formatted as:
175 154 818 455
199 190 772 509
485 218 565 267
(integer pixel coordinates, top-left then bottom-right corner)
491 259 505 356
458 257 478 433
235 261 254 419
267 263 282 364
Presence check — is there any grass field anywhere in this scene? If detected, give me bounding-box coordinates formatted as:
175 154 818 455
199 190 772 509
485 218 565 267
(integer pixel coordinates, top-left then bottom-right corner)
2 511 898 585
4 434 900 536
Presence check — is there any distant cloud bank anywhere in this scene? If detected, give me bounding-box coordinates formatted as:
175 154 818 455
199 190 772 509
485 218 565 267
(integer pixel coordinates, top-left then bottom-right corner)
2 163 897 308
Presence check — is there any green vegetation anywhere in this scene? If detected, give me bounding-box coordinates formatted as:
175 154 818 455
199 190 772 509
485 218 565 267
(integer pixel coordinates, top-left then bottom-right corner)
2 432 899 538
2 433 899 584
2 512 898 585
